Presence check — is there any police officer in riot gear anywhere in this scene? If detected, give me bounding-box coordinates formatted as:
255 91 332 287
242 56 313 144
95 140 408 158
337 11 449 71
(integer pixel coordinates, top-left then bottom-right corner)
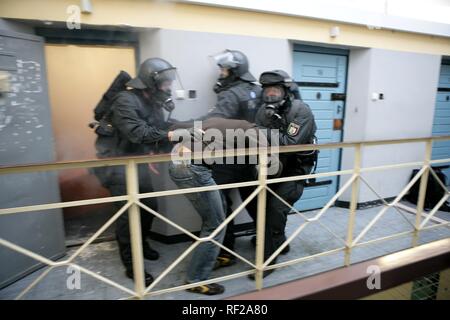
97 58 178 286
251 69 317 278
205 50 262 268
208 49 262 122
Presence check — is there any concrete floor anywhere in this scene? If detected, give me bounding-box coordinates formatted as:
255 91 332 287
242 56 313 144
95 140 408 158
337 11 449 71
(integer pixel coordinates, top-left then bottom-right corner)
1 203 449 300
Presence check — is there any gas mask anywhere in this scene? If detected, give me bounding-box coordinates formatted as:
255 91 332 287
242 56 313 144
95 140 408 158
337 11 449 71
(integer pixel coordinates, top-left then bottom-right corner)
146 69 180 112
153 88 175 112
263 85 286 121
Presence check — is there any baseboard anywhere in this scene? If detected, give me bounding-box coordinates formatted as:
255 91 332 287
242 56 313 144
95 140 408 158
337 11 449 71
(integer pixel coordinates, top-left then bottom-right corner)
0 251 66 290
335 197 396 210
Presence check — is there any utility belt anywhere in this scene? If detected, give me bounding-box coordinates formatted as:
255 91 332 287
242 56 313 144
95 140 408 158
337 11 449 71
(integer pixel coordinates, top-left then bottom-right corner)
289 135 319 180
296 136 319 162
295 153 317 166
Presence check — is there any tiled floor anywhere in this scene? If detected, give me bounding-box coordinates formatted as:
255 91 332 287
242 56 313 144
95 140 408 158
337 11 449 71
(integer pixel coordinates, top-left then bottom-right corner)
0 203 449 300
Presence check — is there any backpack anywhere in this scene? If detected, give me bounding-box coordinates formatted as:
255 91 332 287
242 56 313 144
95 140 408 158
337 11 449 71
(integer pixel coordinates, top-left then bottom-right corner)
89 71 131 187
405 166 450 212
88 70 131 137
89 70 132 156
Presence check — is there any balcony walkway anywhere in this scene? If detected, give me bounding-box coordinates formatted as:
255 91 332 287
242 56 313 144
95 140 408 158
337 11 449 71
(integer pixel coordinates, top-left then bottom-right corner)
1 202 449 300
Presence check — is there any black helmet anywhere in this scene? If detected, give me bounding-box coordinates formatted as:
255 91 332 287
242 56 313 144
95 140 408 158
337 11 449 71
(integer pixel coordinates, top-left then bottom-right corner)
212 49 256 82
259 70 294 88
127 58 176 90
259 69 301 99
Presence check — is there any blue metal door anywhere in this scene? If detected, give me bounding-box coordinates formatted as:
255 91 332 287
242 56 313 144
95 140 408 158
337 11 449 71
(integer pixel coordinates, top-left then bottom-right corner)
432 63 450 186
292 48 348 210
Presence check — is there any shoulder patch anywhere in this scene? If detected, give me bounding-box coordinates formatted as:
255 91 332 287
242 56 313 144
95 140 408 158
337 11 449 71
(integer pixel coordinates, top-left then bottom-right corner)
287 122 301 136
250 91 256 99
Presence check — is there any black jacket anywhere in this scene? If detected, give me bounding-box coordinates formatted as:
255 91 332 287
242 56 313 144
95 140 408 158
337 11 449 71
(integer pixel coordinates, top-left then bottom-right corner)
110 89 171 156
207 80 262 123
255 99 317 176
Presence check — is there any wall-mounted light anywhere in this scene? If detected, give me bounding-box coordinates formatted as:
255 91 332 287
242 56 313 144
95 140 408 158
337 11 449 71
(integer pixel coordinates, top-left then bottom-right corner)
175 90 186 100
330 26 340 38
80 0 93 14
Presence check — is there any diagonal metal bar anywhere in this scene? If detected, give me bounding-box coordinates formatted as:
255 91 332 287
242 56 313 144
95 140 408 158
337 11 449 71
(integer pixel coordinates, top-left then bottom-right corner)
0 237 137 298
138 186 261 269
139 230 256 296
310 174 357 222
15 266 55 300
308 174 357 222
359 176 416 229
140 185 260 243
210 239 256 268
421 221 450 231
352 166 427 246
266 185 347 245
136 201 200 242
208 186 262 240
0 238 64 267
429 166 450 194
419 193 450 229
263 175 356 268
73 263 136 296
263 223 309 268
394 202 450 225
67 201 132 263
144 241 200 294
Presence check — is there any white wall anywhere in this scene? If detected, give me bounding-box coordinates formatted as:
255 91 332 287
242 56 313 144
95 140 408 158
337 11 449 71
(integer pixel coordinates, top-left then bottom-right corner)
138 28 442 234
139 28 292 236
142 28 293 120
340 48 441 202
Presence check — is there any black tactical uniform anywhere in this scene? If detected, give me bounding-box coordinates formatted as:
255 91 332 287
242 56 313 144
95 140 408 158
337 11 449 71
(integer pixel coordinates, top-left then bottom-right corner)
94 58 177 286
208 80 262 123
205 50 261 264
253 70 317 277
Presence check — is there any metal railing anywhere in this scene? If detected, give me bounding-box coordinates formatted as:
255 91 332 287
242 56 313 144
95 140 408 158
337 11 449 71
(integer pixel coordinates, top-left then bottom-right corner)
0 136 449 299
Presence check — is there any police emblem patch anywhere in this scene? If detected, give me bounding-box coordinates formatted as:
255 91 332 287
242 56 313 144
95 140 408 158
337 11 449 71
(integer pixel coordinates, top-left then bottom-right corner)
287 122 300 136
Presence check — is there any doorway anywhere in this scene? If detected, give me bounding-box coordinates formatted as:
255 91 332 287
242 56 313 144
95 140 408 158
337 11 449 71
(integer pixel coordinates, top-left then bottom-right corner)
44 43 136 245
